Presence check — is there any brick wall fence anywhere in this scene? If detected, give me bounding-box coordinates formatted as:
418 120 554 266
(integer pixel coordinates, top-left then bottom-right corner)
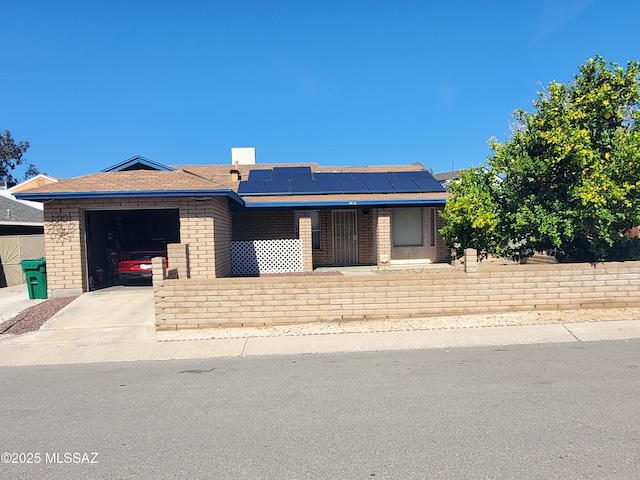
152 253 640 330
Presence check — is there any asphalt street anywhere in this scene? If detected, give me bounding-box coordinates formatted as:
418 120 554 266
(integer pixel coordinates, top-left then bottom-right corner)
1 340 639 479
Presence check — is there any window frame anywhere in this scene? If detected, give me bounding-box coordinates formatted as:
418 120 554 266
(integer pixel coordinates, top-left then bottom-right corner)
392 208 424 247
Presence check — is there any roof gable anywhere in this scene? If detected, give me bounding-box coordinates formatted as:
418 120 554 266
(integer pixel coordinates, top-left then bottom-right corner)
8 174 60 193
102 155 175 172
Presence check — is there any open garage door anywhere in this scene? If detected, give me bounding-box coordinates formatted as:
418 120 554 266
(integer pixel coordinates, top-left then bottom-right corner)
85 209 179 287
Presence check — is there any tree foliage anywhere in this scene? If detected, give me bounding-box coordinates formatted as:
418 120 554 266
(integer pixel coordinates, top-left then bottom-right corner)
0 130 31 186
441 56 640 262
438 168 503 258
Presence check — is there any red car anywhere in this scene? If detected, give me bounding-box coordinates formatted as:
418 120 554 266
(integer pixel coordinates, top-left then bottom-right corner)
118 250 167 284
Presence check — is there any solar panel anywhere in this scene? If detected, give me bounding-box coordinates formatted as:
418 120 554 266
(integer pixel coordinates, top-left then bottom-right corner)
389 177 420 193
272 167 296 179
263 179 291 193
237 180 265 194
240 168 444 196
247 169 273 181
360 173 394 193
339 175 368 193
290 166 313 179
290 177 316 194
313 173 342 193
412 175 446 192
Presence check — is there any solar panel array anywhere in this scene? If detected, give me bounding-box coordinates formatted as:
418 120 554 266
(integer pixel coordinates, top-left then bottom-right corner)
237 167 445 195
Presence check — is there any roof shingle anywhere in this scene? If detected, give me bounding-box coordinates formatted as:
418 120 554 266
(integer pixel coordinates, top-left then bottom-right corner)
18 170 228 194
0 195 44 224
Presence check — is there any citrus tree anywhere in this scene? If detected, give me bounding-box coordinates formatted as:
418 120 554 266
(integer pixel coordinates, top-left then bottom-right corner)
438 168 503 259
441 56 640 262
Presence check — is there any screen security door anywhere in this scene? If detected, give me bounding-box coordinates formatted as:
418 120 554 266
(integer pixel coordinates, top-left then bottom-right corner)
332 210 358 265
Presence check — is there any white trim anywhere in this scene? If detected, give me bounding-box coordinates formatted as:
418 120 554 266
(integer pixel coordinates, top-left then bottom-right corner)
389 259 432 265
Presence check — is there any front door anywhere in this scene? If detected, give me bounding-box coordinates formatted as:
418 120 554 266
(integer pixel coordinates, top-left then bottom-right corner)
332 210 358 265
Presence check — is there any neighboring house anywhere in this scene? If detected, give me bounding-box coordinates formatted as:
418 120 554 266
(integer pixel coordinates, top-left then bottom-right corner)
8 173 59 195
434 170 464 191
0 185 47 287
0 192 44 235
16 151 449 297
434 169 504 192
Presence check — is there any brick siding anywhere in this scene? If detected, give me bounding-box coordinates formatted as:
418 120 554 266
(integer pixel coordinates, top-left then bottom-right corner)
435 207 449 263
232 211 295 240
312 211 334 266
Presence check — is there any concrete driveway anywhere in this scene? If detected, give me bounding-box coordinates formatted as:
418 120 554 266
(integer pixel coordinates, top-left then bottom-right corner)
1 286 155 346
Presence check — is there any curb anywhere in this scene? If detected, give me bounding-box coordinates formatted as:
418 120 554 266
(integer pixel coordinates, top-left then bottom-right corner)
1 319 639 367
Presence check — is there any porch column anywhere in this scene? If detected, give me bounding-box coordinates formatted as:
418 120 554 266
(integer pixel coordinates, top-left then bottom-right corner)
166 243 189 279
43 201 85 297
376 208 391 267
298 211 313 271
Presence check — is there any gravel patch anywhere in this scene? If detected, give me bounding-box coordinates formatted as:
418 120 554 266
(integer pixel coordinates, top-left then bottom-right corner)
157 307 640 342
0 296 78 336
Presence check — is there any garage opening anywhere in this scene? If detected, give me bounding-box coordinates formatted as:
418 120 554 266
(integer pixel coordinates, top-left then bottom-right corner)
85 209 179 287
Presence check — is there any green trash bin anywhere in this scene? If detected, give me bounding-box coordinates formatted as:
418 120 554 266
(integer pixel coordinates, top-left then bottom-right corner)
20 258 48 299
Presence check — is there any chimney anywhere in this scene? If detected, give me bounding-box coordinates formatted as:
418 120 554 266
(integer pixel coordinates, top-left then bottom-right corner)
231 147 256 165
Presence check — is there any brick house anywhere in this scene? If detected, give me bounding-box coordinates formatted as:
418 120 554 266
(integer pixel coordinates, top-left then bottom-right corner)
16 151 449 298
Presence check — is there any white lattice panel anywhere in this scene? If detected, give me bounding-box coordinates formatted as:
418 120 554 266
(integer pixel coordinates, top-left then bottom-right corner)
232 239 303 275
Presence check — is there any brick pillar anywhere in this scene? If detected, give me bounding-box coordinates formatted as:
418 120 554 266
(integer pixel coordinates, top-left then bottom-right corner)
298 212 313 271
43 202 85 297
152 256 167 329
464 248 479 273
152 256 166 285
167 243 189 279
376 208 391 267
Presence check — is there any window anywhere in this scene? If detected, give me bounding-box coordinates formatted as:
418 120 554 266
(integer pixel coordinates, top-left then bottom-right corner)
393 208 423 247
295 211 322 250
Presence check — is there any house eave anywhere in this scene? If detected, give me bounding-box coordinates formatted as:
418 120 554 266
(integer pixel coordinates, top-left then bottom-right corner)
241 198 447 209
15 189 245 205
0 220 44 226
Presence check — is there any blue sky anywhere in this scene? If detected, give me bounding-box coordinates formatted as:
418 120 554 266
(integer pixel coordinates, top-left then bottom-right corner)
2 0 639 180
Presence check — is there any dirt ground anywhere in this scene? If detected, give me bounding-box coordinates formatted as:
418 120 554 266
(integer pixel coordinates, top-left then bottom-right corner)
157 307 640 342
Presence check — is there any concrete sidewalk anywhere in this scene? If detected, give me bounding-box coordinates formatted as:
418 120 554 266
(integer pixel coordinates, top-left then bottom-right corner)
1 314 640 366
2 284 640 366
0 285 46 325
